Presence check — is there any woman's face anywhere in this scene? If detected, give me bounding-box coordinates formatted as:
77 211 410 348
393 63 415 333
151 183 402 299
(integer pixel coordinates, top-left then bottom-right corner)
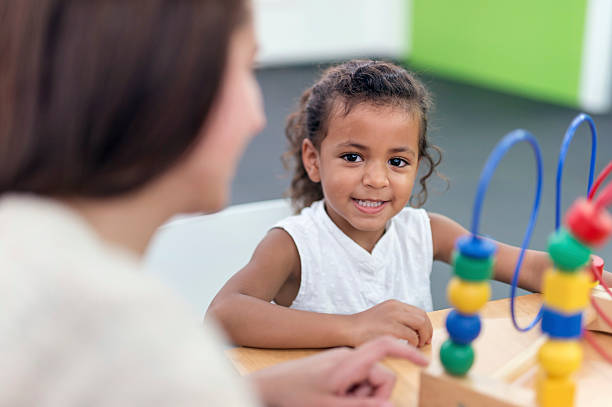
176 17 265 213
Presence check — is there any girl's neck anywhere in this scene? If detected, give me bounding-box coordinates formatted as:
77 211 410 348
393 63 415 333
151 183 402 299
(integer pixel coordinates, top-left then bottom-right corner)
352 229 386 254
323 202 385 253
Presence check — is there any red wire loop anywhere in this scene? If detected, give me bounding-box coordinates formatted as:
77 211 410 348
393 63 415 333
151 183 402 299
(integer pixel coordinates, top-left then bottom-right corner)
594 182 612 212
588 161 612 200
590 294 612 327
583 329 612 365
582 161 612 362
584 265 612 364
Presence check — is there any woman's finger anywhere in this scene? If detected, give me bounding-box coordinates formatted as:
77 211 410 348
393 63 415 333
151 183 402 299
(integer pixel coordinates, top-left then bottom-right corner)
330 336 428 393
368 363 396 399
349 383 374 398
323 396 393 407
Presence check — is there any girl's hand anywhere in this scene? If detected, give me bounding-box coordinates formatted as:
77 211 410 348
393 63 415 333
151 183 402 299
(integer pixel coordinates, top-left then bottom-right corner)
349 300 433 348
251 336 428 407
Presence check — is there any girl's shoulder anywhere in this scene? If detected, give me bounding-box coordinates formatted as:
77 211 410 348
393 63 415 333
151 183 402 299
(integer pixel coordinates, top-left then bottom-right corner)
274 200 324 230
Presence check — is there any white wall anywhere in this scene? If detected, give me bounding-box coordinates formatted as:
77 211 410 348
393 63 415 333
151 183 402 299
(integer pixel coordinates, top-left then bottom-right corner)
254 0 409 66
579 0 612 113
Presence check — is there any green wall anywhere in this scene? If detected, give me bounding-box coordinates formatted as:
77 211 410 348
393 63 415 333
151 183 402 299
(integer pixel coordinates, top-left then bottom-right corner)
410 0 588 107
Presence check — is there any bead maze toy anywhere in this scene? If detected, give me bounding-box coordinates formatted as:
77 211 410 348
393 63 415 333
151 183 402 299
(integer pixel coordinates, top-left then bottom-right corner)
418 114 612 407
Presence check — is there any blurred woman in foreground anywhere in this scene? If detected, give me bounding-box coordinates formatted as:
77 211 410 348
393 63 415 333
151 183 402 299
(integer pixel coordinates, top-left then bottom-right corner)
0 1 427 406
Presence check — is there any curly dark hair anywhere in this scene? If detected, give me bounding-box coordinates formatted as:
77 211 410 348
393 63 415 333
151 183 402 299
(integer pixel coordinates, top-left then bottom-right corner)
283 59 443 212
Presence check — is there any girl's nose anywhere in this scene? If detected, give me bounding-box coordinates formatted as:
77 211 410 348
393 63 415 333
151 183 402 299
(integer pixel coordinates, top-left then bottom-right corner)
363 163 390 189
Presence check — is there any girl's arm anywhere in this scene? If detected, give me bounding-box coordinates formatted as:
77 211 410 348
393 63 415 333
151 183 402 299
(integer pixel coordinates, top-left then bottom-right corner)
207 228 433 348
429 213 549 292
207 228 356 348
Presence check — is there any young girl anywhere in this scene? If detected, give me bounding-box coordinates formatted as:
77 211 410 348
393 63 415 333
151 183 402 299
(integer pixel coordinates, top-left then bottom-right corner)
207 60 555 349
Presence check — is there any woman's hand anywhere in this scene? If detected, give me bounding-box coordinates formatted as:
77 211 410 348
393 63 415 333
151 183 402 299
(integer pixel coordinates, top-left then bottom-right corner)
250 336 428 407
348 300 433 348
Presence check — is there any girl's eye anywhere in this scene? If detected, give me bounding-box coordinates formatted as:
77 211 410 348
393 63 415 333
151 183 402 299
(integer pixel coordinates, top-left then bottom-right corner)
389 157 409 167
341 153 363 162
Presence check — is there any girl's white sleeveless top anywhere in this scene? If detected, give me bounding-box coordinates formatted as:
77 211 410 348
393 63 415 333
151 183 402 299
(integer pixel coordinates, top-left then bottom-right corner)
274 200 434 314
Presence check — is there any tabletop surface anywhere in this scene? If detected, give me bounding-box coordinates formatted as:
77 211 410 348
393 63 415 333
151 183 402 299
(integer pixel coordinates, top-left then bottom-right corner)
227 294 612 406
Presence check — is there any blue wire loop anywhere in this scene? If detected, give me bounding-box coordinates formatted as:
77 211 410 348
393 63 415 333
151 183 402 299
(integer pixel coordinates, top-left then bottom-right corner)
507 114 596 332
555 113 597 231
469 129 543 332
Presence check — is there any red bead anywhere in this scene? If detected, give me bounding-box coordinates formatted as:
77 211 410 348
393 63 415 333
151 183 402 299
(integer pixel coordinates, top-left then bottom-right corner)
565 198 612 246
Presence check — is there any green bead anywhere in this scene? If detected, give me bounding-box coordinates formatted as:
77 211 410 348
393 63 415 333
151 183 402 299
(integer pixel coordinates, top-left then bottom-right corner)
440 339 474 376
452 251 494 282
548 228 591 271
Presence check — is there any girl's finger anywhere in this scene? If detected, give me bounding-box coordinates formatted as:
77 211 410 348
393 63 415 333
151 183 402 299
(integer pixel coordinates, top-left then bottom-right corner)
400 309 432 348
395 325 419 347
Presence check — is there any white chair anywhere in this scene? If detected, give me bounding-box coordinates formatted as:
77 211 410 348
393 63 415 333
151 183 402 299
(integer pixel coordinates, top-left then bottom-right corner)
144 199 293 315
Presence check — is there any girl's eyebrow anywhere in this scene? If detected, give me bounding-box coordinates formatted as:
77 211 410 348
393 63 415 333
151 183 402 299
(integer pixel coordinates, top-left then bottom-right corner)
389 146 416 157
337 142 368 150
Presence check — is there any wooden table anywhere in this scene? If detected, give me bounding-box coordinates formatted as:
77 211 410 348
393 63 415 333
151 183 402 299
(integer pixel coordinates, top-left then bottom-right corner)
228 294 612 406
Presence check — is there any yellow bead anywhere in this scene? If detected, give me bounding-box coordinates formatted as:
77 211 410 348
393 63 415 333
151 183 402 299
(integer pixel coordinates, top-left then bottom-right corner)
447 278 490 314
538 340 582 377
543 268 591 313
536 371 575 407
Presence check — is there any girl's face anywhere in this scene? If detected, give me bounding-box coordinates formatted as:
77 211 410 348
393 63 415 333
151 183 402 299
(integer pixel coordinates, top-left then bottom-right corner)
174 16 265 213
303 102 420 242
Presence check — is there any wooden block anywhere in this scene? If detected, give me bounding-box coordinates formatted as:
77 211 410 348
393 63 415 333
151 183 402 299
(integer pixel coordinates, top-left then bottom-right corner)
492 336 545 383
418 365 535 407
585 285 612 334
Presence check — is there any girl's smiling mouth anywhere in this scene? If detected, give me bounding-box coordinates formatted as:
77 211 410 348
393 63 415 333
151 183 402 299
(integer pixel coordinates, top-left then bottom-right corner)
352 198 389 214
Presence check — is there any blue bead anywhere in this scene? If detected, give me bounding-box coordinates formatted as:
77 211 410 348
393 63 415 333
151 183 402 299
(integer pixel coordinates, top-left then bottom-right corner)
541 306 583 339
456 235 497 259
446 310 481 345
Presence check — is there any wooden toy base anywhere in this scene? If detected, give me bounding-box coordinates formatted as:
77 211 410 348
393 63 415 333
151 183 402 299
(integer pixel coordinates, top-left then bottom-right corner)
419 365 534 407
586 285 612 334
419 287 612 407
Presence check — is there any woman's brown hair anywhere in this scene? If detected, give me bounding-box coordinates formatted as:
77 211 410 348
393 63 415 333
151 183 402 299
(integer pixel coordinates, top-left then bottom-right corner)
0 0 245 196
283 59 442 212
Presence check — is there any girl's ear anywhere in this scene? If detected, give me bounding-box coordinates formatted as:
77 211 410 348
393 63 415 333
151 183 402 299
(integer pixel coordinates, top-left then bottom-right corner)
302 138 321 183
